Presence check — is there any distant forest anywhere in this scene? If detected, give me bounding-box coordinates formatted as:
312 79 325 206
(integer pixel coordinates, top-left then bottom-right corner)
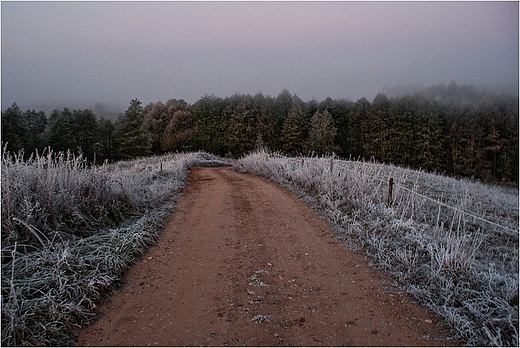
2 82 518 183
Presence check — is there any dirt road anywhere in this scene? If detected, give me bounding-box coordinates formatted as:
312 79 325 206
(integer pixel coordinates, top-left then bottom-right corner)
77 167 452 346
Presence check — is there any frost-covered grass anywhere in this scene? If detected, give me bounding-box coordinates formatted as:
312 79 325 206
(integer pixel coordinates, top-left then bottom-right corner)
1 147 231 346
235 149 519 347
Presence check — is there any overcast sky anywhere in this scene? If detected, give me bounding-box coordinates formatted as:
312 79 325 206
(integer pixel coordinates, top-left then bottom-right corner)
2 1 518 113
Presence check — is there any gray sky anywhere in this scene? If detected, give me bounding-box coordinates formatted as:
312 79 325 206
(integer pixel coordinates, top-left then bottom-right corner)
2 1 518 114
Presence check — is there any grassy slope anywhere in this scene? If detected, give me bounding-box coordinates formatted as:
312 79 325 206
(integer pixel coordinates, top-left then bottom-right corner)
2 148 517 346
235 150 519 347
1 150 231 346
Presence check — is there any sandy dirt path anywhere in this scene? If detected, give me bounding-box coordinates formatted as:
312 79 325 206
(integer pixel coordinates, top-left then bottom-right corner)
77 166 453 346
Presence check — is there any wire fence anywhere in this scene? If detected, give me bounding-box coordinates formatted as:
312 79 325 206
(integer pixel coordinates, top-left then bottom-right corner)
282 155 519 238
391 179 519 237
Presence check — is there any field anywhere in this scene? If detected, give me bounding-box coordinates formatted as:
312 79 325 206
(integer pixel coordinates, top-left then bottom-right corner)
236 150 519 346
1 148 231 346
2 148 518 346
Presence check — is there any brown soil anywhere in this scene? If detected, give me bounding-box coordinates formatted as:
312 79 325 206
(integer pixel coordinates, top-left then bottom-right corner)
77 167 455 346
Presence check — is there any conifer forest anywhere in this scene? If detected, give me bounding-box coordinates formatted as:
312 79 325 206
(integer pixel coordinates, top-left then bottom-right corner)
2 82 518 183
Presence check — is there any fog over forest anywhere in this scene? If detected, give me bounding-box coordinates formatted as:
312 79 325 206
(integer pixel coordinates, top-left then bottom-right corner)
2 2 519 184
6 82 519 121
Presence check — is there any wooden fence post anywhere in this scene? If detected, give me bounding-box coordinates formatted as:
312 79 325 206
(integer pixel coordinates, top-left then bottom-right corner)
387 177 394 207
330 158 334 173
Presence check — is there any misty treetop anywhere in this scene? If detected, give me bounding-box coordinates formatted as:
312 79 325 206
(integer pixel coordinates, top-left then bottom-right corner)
2 82 518 183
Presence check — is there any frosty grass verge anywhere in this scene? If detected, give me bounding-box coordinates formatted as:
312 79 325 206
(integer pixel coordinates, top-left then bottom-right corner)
235 150 519 347
1 148 231 346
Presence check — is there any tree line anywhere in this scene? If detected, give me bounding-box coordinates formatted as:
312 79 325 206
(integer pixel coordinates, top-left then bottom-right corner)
2 82 518 183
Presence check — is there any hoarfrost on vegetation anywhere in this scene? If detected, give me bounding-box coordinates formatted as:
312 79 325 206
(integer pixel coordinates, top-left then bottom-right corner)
1 147 231 346
236 149 519 347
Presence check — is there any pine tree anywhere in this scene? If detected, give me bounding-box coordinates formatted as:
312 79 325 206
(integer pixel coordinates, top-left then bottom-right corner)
225 95 258 156
415 111 445 171
24 109 47 154
98 117 115 161
307 110 337 155
254 93 281 150
115 99 151 158
364 94 391 161
48 108 76 152
281 102 309 155
318 97 353 158
190 95 226 155
348 97 371 158
1 102 27 153
72 109 99 161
